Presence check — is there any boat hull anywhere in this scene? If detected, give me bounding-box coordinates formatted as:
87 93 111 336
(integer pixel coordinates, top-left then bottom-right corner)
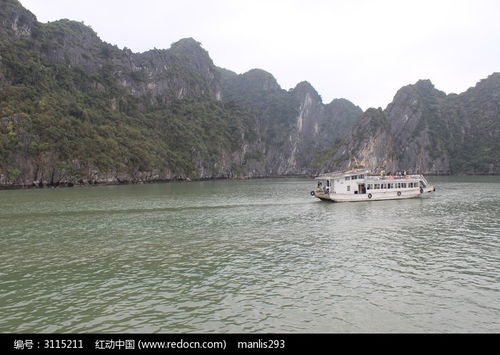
312 186 435 202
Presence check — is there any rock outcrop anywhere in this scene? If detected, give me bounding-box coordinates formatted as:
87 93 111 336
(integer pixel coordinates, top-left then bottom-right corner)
325 75 500 174
220 70 362 176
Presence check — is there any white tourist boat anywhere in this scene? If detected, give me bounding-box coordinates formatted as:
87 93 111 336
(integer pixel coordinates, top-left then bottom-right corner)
311 168 435 202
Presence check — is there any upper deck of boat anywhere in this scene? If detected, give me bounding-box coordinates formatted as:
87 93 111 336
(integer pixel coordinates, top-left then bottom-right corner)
315 169 370 180
315 169 425 182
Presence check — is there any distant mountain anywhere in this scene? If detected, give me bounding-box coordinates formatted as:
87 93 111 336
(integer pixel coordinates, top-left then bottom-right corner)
0 0 497 188
323 75 500 174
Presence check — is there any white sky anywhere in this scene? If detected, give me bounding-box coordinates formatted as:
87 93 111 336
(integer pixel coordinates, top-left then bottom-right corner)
19 0 500 110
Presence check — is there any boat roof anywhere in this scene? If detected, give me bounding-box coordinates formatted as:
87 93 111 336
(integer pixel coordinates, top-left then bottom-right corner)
315 168 371 180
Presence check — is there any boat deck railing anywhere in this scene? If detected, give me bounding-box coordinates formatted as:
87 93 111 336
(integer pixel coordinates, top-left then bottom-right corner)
316 171 430 183
365 174 423 181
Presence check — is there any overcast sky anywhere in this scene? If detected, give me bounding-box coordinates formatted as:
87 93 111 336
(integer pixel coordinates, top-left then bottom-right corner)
19 0 500 110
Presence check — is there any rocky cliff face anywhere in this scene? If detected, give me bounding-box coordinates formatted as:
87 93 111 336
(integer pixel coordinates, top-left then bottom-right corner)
122 38 223 103
326 76 500 174
35 24 222 104
0 0 36 39
1 0 222 103
220 70 362 176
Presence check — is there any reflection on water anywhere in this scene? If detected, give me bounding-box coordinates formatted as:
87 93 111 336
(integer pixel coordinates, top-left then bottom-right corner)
0 176 499 332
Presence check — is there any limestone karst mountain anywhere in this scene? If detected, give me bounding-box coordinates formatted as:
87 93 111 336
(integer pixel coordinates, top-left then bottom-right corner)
0 0 497 187
325 76 499 175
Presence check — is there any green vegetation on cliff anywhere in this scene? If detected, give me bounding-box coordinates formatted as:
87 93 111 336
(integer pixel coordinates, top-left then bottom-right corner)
0 16 256 183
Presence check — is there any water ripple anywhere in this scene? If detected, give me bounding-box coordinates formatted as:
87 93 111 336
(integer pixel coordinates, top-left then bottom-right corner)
0 177 499 332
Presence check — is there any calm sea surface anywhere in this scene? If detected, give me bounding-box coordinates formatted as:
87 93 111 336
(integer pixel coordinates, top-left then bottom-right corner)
0 176 499 333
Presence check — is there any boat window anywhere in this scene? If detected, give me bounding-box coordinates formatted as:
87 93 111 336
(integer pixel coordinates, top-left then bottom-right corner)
397 183 401 188
374 184 380 189
347 185 350 191
402 183 407 188
359 174 364 179
367 184 371 190
352 175 357 180
345 176 350 181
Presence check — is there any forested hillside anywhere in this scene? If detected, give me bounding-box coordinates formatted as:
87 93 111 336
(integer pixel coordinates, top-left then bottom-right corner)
0 0 497 188
0 0 361 186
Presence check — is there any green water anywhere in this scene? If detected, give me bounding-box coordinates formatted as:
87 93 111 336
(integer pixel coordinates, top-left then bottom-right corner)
1 176 499 332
